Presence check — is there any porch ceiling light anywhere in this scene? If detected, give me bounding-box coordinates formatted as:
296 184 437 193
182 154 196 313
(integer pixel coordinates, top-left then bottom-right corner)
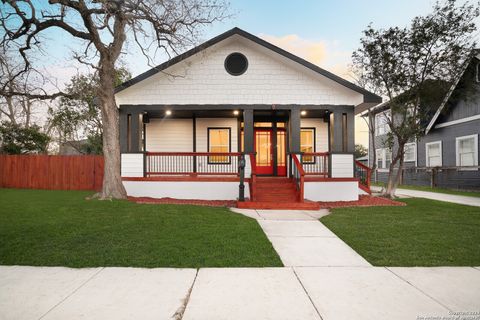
301 110 307 116
165 110 172 116
233 110 239 115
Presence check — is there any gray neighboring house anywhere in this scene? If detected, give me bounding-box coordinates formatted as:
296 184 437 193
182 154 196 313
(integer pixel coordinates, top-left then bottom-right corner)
359 54 480 190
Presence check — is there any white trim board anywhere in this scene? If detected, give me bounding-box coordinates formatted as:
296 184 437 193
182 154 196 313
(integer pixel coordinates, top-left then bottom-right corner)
435 114 480 129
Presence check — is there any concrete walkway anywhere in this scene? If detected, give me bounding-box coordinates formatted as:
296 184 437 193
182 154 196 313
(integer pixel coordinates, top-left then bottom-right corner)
371 186 480 207
231 208 371 267
1 265 479 320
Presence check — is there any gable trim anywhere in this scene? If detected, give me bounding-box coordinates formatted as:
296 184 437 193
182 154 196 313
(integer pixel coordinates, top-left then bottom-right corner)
425 54 475 134
435 114 480 129
115 27 381 104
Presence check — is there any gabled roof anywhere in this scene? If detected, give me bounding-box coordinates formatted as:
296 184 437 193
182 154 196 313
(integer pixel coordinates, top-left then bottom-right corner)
115 27 381 104
358 79 450 120
425 53 478 134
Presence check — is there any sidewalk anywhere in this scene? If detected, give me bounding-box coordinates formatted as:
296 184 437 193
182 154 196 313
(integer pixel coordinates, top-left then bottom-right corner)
371 186 480 207
1 265 479 320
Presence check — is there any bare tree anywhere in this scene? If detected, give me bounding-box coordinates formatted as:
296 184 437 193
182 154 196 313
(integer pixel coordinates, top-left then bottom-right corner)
0 52 44 127
1 0 228 199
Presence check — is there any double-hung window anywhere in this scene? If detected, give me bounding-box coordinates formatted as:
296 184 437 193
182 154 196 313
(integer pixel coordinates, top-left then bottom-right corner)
426 141 442 167
375 110 391 136
208 128 231 163
404 142 416 162
376 148 392 170
456 134 478 168
301 128 315 163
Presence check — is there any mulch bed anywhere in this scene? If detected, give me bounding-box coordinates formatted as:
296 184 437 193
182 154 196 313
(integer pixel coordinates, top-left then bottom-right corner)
318 195 406 209
128 196 237 207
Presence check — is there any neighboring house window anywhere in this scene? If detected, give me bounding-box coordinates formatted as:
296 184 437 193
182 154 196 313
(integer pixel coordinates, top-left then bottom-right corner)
375 148 391 170
208 128 231 163
375 110 391 136
456 134 478 167
426 141 442 167
301 128 315 163
385 149 392 168
404 142 416 162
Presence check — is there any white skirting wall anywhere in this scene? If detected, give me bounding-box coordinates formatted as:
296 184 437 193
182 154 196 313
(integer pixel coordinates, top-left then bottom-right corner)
304 181 359 202
123 180 249 200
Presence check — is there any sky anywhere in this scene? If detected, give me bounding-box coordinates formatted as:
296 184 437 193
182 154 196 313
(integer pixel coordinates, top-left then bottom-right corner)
24 0 473 146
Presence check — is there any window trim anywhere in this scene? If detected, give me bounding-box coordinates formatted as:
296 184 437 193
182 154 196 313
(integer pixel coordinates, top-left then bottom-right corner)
300 127 316 164
375 147 391 172
375 110 391 136
207 127 232 164
404 142 417 163
425 141 442 168
224 52 248 76
455 134 478 168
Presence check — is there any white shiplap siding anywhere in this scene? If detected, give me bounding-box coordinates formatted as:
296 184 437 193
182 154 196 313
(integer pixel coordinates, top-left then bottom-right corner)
331 154 354 178
145 119 193 152
121 153 144 177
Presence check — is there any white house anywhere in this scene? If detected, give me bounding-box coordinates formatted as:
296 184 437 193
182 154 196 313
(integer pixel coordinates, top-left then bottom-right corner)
115 27 381 209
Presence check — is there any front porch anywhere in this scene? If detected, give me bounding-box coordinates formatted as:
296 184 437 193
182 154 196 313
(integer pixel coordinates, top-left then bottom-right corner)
119 105 371 208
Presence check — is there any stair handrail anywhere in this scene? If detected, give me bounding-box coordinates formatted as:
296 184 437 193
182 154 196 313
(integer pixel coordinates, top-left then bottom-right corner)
291 153 305 202
354 160 372 193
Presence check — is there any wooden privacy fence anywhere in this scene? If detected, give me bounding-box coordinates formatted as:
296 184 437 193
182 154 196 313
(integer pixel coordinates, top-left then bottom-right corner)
0 155 104 191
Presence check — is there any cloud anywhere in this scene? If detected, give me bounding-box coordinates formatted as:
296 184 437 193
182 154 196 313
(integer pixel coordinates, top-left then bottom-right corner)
258 33 352 78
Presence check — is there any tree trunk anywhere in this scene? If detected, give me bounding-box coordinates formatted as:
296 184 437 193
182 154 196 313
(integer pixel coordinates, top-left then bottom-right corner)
367 110 377 178
384 143 405 198
97 58 127 199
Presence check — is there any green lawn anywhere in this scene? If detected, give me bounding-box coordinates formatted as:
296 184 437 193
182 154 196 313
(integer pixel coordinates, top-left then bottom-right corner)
321 198 480 266
373 182 480 198
0 189 282 268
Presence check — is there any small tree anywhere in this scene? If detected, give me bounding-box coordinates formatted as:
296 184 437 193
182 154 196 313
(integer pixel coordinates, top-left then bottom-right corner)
352 0 479 197
1 0 228 199
48 68 131 154
0 121 50 154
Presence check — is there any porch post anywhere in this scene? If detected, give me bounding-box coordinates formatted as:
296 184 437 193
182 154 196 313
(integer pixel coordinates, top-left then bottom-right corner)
243 109 254 153
289 108 301 153
130 111 141 152
331 108 355 153
331 111 343 152
119 109 128 153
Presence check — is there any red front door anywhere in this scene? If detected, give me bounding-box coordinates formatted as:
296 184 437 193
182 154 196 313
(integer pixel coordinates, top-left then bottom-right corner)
254 128 286 176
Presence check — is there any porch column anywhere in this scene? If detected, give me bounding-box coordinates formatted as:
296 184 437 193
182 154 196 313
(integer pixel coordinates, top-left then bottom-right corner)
119 110 128 153
330 108 355 153
243 109 254 153
331 111 343 152
289 108 301 153
130 111 141 152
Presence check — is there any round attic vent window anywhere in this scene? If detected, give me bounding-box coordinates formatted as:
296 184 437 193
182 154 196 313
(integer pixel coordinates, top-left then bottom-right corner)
224 52 248 76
